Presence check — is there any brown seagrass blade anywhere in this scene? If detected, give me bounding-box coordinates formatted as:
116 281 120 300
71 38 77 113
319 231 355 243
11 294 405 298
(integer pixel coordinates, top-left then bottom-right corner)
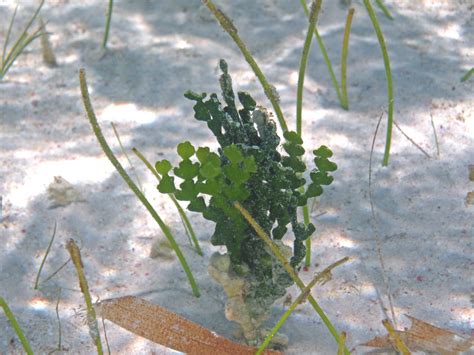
362 315 473 354
96 295 281 355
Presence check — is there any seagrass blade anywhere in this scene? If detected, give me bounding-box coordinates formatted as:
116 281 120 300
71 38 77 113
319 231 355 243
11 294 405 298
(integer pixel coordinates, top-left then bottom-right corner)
97 295 281 355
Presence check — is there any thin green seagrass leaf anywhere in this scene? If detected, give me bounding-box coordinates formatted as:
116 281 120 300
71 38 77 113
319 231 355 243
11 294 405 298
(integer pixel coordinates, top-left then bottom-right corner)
0 297 34 355
102 0 114 49
2 0 45 77
2 6 18 67
363 0 394 166
80 69 200 297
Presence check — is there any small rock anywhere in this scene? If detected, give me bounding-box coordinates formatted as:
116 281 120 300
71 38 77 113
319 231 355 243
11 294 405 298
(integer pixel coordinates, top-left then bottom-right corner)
47 176 85 208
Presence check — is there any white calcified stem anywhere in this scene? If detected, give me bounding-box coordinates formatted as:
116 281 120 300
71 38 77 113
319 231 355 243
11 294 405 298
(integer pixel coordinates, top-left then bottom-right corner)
208 249 290 348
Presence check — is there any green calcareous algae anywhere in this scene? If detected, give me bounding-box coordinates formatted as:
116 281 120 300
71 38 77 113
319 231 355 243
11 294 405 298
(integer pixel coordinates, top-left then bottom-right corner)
155 60 337 343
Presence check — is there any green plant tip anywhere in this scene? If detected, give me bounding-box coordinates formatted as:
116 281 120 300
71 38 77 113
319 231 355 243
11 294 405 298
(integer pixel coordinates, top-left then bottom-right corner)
184 90 206 100
284 131 304 144
155 160 172 175
177 141 196 159
313 145 333 158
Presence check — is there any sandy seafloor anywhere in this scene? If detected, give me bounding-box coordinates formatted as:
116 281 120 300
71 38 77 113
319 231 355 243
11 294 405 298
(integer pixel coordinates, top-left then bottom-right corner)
0 0 473 353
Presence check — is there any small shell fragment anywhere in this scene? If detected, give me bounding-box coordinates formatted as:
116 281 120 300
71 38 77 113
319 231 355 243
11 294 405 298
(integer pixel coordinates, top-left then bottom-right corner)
47 176 84 208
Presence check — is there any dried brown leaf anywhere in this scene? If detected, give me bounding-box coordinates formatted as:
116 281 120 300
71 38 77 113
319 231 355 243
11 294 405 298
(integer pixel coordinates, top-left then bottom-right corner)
96 296 281 355
362 315 473 354
39 17 57 67
382 319 411 354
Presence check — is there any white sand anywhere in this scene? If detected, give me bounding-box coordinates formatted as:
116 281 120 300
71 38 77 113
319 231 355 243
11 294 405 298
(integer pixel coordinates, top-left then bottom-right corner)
0 0 472 353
